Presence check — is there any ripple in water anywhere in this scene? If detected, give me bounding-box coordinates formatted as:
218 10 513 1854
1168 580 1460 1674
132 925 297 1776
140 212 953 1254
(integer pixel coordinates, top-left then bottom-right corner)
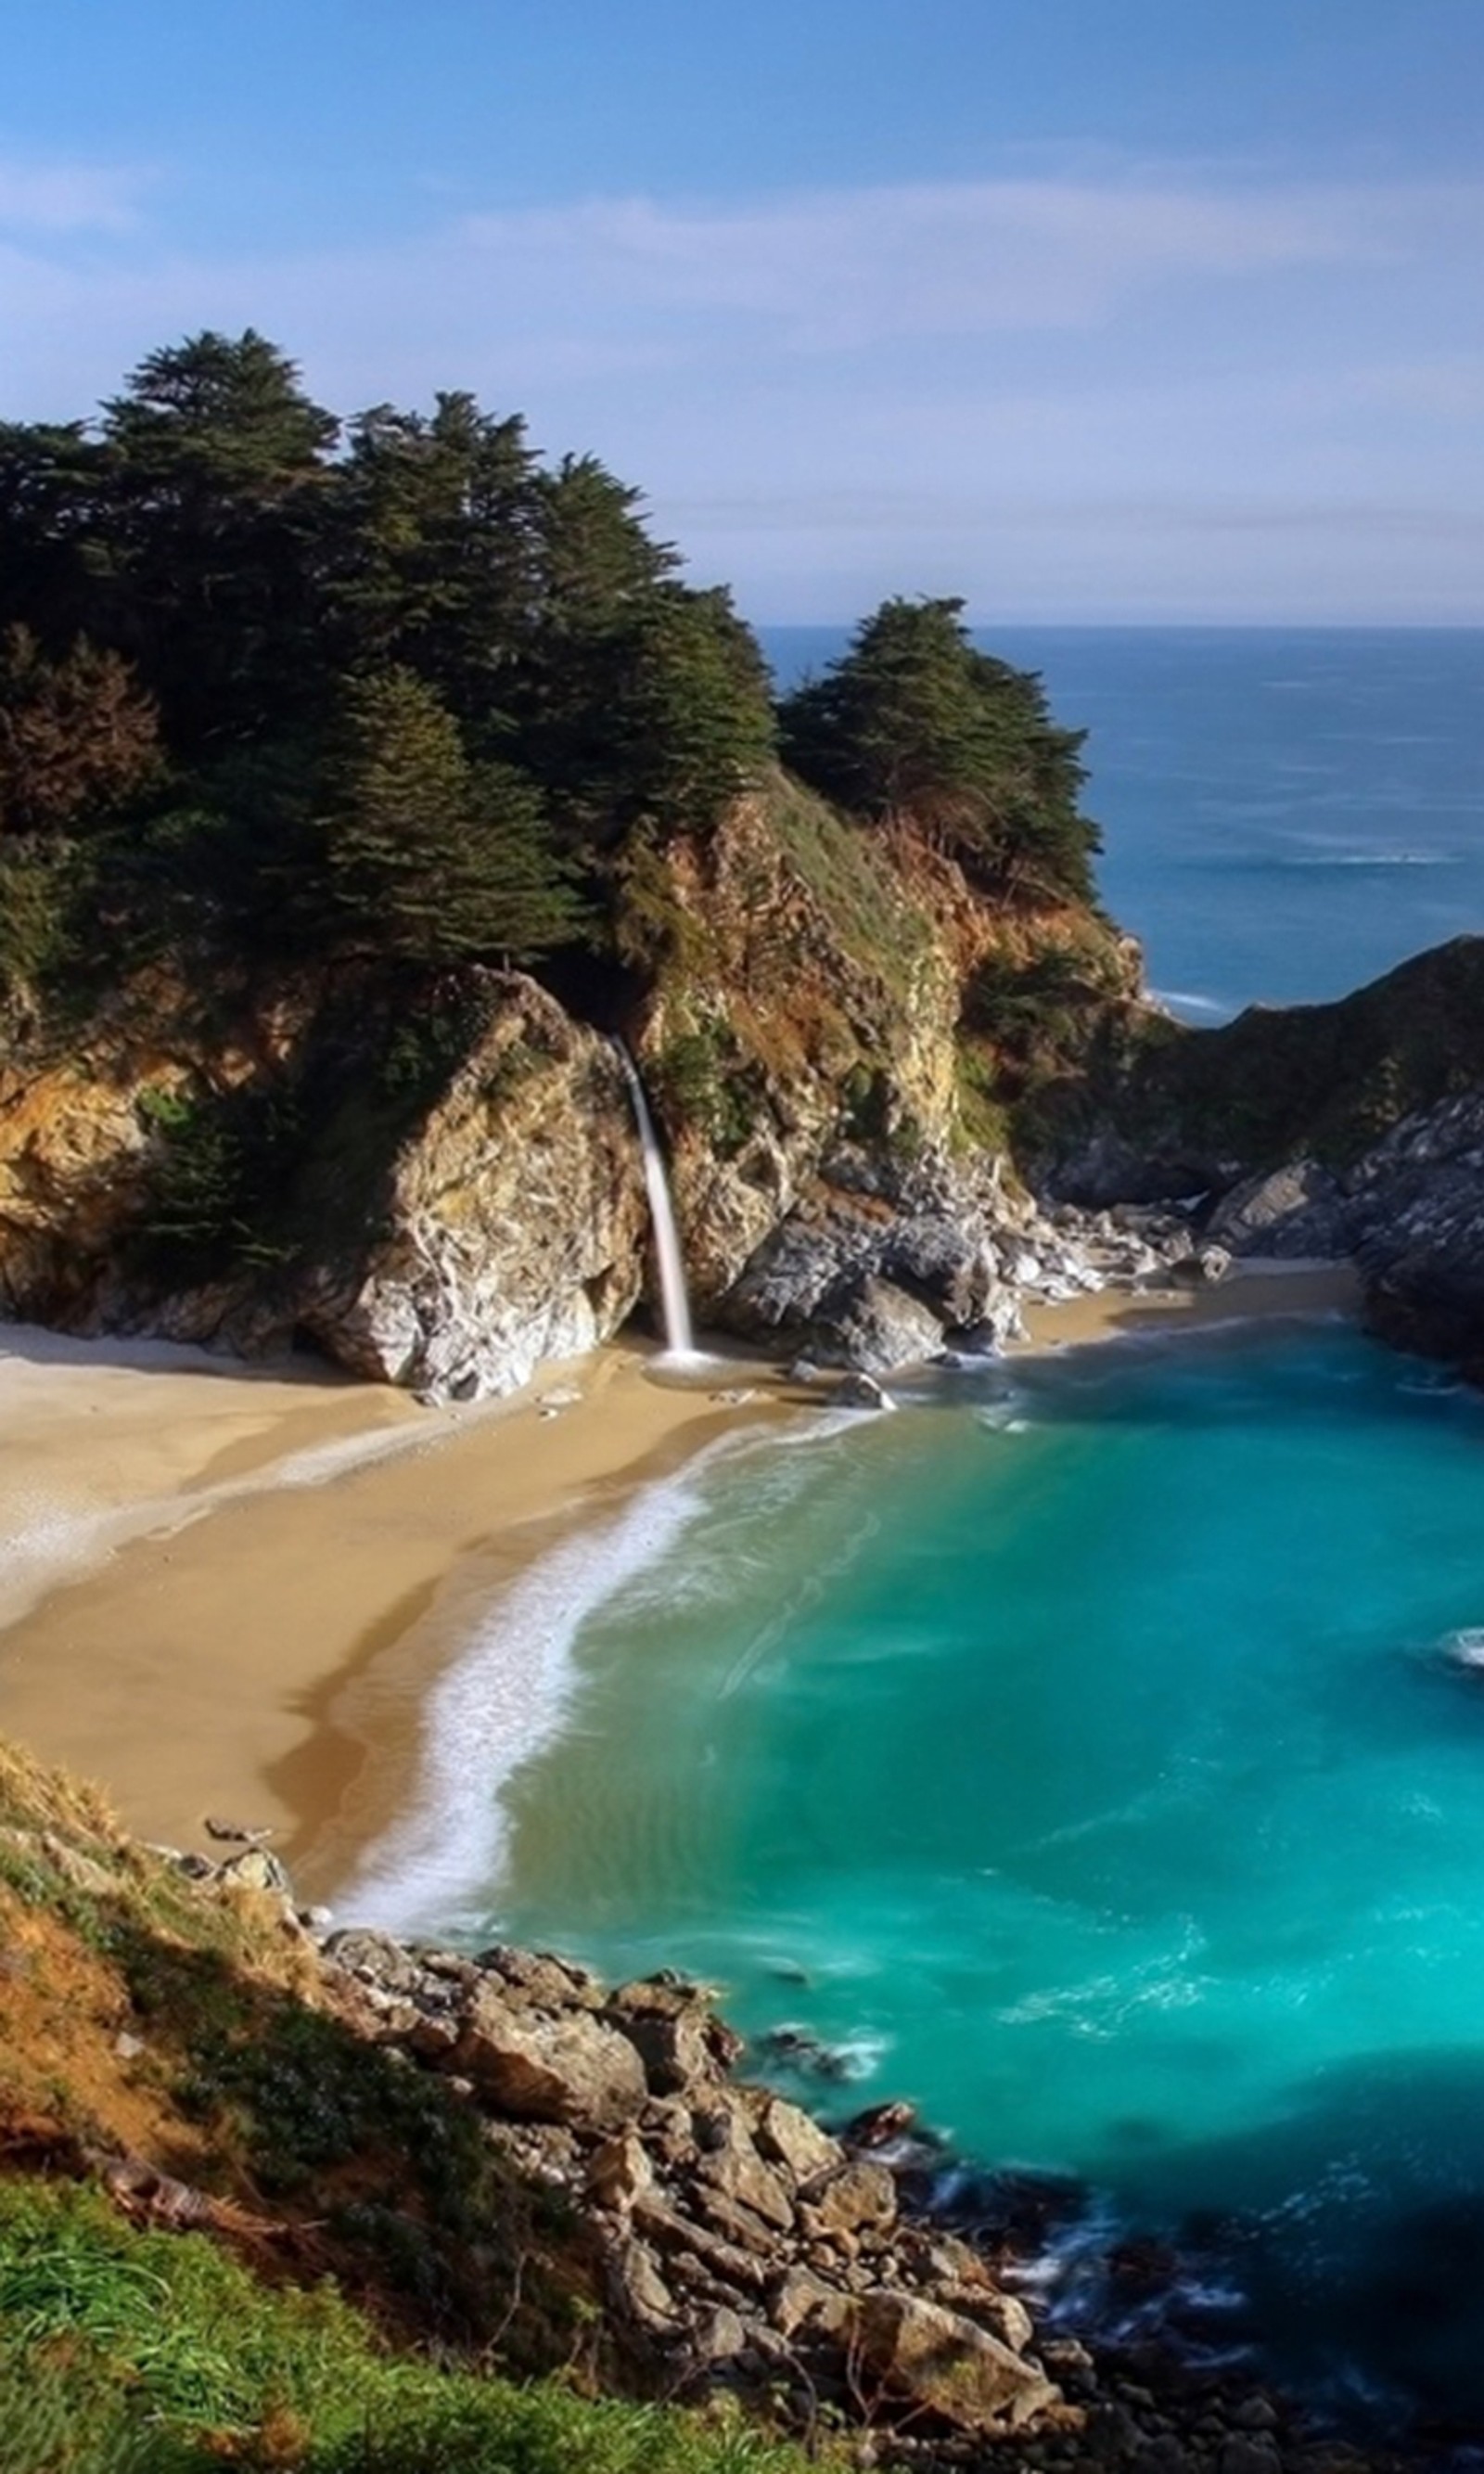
363 1327 1484 2427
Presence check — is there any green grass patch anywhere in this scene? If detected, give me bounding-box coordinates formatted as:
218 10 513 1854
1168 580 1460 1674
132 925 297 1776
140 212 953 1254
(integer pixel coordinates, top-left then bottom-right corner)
0 2181 820 2474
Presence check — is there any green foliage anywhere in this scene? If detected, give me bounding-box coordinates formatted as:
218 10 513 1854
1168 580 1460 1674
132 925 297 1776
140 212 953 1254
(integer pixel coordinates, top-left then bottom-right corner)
1063 933 1484 1178
778 596 1100 904
135 1083 301 1277
320 669 587 967
0 331 780 1008
0 840 81 996
653 1019 757 1156
0 2182 817 2474
765 773 930 1001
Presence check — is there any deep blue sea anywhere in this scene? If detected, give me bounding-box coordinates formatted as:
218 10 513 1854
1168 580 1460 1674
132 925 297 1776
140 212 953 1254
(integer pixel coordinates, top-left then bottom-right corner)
352 630 1484 2430
763 627 1484 1019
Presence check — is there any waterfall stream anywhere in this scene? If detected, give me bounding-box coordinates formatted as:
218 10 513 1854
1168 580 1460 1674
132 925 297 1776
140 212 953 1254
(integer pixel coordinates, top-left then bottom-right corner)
612 1043 697 1359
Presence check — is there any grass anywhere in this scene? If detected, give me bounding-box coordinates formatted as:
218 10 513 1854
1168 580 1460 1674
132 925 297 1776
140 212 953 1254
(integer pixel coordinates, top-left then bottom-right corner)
764 773 931 1007
0 2183 820 2474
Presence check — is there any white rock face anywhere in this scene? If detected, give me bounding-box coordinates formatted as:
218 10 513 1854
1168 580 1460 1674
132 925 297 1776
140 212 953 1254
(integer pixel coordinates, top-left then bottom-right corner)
298 980 649 1403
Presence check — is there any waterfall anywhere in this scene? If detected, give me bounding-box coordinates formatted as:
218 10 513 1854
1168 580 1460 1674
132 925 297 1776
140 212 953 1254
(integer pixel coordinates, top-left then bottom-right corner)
612 1042 697 1359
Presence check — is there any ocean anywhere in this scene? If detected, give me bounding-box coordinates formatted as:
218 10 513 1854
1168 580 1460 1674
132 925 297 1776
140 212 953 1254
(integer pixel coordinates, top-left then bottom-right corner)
350 630 1484 2425
764 626 1484 1019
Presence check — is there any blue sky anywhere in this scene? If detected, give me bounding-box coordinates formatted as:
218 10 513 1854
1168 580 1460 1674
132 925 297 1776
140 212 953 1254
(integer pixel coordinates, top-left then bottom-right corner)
4 1 1481 622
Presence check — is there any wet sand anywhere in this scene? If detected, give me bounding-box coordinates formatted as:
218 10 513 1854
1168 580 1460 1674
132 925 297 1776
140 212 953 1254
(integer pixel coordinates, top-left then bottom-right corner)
0 1263 1361 1903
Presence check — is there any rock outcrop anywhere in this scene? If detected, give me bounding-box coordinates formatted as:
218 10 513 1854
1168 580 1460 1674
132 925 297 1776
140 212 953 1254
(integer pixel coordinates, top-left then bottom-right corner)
1039 937 1484 1380
0 775 1152 1400
304 1920 1076 2445
291 984 648 1401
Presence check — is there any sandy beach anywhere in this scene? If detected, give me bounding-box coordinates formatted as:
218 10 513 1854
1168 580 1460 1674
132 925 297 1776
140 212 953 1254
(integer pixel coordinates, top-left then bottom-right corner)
0 1263 1359 1904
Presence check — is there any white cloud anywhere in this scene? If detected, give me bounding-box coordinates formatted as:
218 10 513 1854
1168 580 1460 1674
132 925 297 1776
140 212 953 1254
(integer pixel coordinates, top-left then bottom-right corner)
454 174 1478 348
0 157 151 236
0 160 1479 618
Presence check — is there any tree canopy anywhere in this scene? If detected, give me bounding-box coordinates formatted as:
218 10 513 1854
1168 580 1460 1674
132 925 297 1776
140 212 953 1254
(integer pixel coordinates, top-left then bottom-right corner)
778 596 1100 904
0 330 778 993
0 339 1102 1019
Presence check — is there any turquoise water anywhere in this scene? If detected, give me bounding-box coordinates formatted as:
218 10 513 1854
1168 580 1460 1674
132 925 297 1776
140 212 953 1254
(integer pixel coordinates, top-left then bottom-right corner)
763 627 1484 1019
467 1327 1484 2417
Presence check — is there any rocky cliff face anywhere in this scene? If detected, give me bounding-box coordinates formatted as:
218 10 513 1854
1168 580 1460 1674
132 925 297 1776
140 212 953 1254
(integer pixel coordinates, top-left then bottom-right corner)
0 974 649 1401
290 984 649 1401
1037 936 1484 1378
0 778 1148 1397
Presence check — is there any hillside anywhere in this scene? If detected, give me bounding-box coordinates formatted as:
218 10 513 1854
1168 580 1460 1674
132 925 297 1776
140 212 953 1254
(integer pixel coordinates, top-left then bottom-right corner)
0 334 1144 1395
0 1734 1408 2474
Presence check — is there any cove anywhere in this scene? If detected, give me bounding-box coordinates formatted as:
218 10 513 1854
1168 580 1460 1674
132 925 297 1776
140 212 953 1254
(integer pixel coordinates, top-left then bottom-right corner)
429 1324 1484 2419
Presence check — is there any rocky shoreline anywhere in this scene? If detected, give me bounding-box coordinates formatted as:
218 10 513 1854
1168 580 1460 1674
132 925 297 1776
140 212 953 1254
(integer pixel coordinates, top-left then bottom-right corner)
166 1837 1412 2474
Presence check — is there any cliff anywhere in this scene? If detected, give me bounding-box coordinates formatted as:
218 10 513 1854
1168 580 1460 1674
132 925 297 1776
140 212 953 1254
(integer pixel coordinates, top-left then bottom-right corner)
0 772 1149 1399
1032 936 1484 1378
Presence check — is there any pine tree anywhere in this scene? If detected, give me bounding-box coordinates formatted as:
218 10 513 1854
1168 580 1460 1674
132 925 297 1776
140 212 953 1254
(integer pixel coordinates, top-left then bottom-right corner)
778 596 1098 902
101 331 339 749
321 668 586 965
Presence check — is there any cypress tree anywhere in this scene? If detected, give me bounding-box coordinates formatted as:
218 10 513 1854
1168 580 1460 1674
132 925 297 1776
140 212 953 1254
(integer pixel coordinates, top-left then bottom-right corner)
321 668 586 965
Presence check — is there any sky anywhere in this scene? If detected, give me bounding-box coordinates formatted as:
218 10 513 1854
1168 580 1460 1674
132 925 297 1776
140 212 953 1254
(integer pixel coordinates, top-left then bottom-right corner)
3 0 1481 623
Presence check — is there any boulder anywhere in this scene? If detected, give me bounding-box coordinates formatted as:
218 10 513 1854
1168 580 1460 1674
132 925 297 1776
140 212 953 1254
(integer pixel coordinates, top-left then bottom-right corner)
320 1927 428 1993
802 2160 898 2237
608 1980 741 2094
851 2289 1059 2432
691 2111 795 2233
450 1984 647 2128
605 2235 677 2332
215 1844 295 1899
809 1274 945 1375
474 1943 604 2011
771 2264 852 2339
586 2129 655 2214
1202 1160 1350 1257
754 2096 842 2185
835 1371 892 1410
878 1214 996 1325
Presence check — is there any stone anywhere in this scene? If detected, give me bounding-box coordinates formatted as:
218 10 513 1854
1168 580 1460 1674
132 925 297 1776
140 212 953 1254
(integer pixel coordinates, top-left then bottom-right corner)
1219 2439 1281 2474
475 1943 603 2010
691 2112 796 2232
320 1928 428 1995
851 2289 1059 2432
835 1371 893 1411
934 2283 1036 2354
809 1274 945 1376
406 2011 460 2060
451 1983 648 2128
771 2264 851 2339
606 2235 676 2330
879 1215 996 1326
608 1981 740 2092
1202 1160 1350 1257
844 2099 917 2150
293 980 648 1402
216 1845 294 1898
803 2160 898 2237
587 2129 655 2214
633 2197 770 2293
691 2303 748 2361
755 2095 842 2185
